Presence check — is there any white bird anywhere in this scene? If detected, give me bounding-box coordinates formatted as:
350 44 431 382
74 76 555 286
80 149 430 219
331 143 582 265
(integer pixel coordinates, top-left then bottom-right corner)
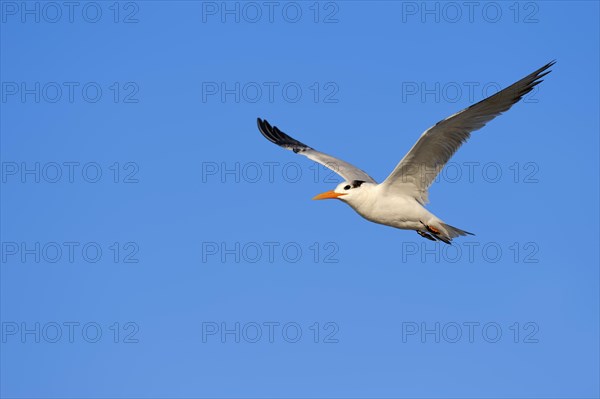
257 62 554 244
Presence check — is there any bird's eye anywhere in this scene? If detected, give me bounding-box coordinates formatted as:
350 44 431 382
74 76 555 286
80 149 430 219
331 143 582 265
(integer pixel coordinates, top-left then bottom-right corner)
344 185 351 190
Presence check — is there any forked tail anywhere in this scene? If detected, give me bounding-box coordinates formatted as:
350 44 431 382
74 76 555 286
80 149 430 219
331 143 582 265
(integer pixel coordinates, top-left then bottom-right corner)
417 221 474 245
441 223 474 240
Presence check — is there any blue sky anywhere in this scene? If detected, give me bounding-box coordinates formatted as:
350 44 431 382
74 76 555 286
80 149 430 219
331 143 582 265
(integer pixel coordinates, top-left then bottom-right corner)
1 1 599 398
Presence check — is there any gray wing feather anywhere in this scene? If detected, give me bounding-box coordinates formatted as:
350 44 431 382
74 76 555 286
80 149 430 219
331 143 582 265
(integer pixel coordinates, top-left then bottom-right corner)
257 118 376 183
381 61 555 204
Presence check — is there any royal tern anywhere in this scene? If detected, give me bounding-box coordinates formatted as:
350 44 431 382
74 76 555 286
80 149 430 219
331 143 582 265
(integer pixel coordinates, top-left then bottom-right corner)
257 62 554 244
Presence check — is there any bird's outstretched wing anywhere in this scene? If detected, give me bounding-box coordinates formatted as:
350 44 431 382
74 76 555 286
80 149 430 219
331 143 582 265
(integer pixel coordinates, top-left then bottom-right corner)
257 118 376 183
381 61 555 204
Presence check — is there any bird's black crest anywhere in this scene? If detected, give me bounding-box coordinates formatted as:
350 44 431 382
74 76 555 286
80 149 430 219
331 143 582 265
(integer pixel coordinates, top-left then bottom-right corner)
351 180 365 188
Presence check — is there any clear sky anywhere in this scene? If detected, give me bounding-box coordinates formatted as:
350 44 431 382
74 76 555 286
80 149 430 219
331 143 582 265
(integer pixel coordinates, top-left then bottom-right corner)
1 1 599 398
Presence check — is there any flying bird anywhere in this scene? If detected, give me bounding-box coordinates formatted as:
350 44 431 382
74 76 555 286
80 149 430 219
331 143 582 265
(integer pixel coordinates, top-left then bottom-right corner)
257 62 554 244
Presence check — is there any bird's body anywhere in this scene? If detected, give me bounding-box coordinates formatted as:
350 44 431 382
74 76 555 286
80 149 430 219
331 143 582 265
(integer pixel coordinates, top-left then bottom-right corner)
316 181 468 243
341 183 430 230
257 62 554 244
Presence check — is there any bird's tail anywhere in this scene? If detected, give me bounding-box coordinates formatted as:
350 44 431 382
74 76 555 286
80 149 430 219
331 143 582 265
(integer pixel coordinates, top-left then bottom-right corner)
418 220 474 245
440 222 474 242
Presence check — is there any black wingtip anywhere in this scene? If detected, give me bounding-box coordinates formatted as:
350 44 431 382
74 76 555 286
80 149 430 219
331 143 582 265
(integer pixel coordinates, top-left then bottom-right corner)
256 118 310 151
500 60 555 103
257 117 266 135
535 60 556 78
256 117 278 145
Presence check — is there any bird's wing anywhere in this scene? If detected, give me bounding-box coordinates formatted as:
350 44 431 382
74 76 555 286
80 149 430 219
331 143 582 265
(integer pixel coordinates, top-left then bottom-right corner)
257 118 376 183
380 61 554 205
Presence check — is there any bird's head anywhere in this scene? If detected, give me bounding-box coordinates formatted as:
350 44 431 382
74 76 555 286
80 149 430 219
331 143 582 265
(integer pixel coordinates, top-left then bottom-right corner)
312 180 370 203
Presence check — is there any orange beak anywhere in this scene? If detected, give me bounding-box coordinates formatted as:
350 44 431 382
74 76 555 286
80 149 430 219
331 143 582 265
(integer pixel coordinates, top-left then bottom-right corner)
312 190 346 200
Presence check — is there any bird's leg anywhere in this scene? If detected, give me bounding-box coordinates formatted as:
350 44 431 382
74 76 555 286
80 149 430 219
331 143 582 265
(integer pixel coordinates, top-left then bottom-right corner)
426 225 441 235
417 230 437 241
420 221 441 235
419 222 452 245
